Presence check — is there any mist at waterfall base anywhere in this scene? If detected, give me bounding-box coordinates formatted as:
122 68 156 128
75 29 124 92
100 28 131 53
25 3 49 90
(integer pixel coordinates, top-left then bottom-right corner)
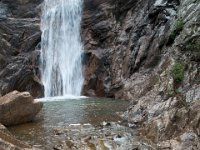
40 0 84 98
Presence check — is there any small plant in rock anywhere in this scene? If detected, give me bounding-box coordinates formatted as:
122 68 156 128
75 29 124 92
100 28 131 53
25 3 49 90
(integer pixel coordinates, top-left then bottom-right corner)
187 39 200 61
167 19 184 45
175 19 184 32
171 62 185 84
188 40 200 52
167 89 174 97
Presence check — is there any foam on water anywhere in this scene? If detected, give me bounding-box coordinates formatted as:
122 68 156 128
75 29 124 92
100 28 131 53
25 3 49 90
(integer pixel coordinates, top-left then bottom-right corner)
36 95 87 102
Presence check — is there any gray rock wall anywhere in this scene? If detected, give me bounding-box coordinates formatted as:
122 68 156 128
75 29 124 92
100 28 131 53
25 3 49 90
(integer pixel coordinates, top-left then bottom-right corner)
83 0 200 148
0 0 43 97
82 0 176 97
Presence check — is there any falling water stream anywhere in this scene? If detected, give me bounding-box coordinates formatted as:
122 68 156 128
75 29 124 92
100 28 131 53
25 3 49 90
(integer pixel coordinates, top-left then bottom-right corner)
41 0 84 97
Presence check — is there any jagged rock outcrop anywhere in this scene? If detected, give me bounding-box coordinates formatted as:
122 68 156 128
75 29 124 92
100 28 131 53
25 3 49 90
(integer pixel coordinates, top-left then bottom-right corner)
82 0 181 98
82 0 200 148
0 0 43 97
0 91 43 126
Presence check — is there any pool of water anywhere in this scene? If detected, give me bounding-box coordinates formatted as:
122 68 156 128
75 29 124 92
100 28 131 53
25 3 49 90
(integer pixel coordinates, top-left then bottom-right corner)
9 97 129 149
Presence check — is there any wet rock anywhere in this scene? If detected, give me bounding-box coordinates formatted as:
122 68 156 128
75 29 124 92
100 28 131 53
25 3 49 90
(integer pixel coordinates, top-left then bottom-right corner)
0 123 39 150
0 91 43 126
102 121 111 126
53 122 153 150
0 131 34 150
53 128 64 136
53 144 63 150
65 140 74 149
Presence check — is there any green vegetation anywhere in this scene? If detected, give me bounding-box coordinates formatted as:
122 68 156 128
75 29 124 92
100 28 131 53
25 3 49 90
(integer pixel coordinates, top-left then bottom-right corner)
174 19 184 32
188 40 200 51
186 39 200 61
167 89 174 97
171 62 185 83
167 19 184 45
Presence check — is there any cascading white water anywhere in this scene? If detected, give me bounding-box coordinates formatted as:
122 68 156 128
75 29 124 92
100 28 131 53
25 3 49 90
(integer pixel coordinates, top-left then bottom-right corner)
40 0 84 97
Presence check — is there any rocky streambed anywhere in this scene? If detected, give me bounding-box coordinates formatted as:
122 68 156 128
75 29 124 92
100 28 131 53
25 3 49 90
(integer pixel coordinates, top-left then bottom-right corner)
48 122 153 150
8 97 139 150
0 95 155 150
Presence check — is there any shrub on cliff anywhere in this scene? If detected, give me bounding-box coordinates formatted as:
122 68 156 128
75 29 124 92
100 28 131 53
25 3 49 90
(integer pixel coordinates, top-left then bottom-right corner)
188 41 200 50
181 38 200 62
167 19 184 45
175 19 184 32
171 62 185 84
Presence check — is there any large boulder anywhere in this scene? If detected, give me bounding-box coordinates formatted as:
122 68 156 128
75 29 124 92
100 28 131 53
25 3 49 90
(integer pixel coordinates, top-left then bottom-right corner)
0 91 42 126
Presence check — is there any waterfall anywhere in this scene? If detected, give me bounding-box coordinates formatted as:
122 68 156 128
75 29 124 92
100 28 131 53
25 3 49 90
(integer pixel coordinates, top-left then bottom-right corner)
40 0 84 97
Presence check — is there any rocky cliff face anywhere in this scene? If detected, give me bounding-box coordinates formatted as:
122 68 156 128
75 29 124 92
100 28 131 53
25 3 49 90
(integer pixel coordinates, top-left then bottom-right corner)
0 0 199 148
82 0 180 98
0 0 43 97
83 0 200 148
